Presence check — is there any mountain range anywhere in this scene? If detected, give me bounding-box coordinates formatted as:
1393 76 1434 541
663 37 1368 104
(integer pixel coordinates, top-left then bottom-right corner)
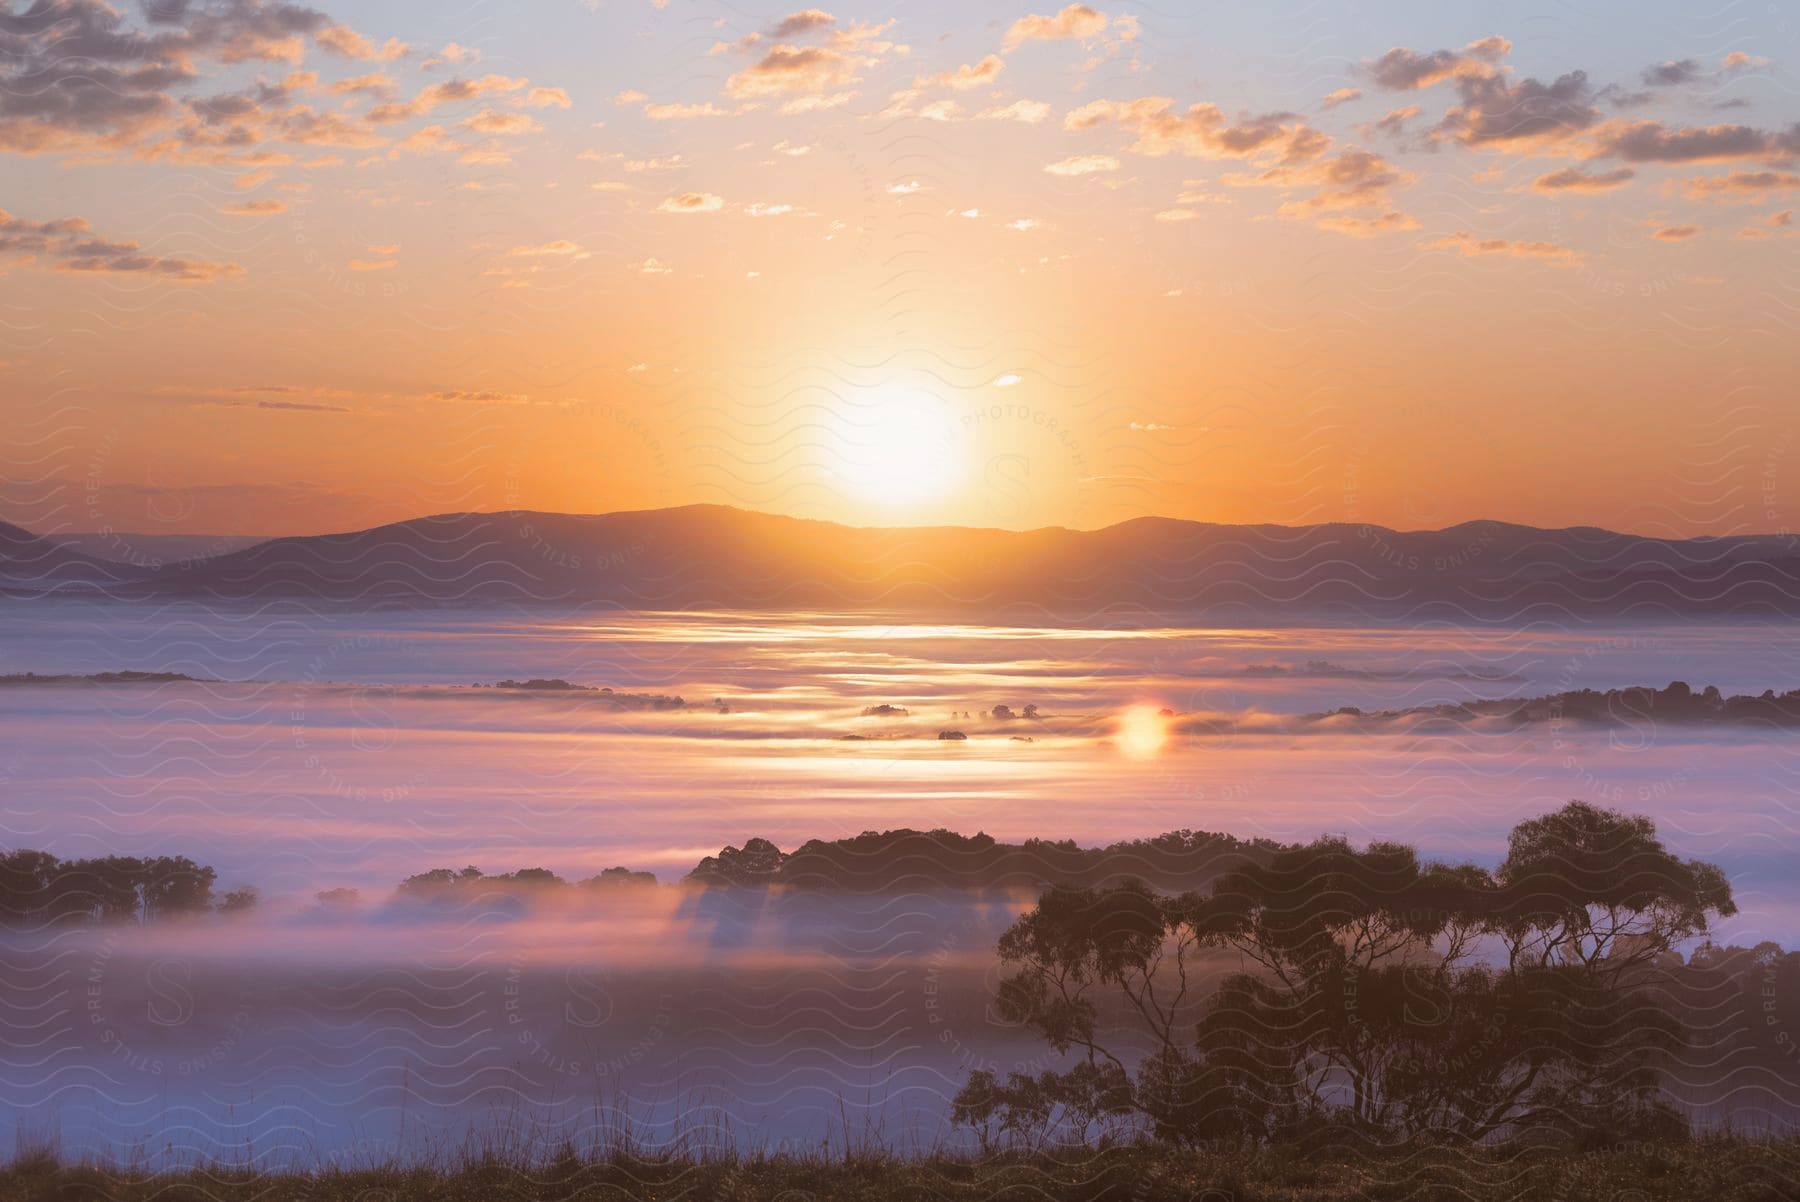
4 505 1798 618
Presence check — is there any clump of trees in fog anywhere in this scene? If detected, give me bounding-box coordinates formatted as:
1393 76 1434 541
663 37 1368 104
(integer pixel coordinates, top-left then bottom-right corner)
0 851 256 923
955 801 1737 1150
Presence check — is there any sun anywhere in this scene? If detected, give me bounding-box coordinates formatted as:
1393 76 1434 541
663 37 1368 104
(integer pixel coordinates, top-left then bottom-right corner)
1116 705 1170 759
827 387 964 503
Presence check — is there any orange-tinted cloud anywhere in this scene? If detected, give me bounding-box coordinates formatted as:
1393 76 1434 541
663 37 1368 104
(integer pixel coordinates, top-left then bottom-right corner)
0 209 243 281
1420 230 1582 263
1531 166 1635 193
1679 169 1800 202
1004 5 1109 52
1363 37 1509 90
918 55 1005 91
1066 98 1329 164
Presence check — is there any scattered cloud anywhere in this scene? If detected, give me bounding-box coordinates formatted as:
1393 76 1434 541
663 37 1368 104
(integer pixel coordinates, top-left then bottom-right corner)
1003 5 1109 53
659 192 725 214
1364 37 1510 91
0 209 242 282
509 239 590 259
1531 166 1635 193
1680 170 1800 202
1420 230 1582 263
220 199 289 216
1066 98 1329 164
976 99 1052 124
918 55 1004 91
1044 154 1120 176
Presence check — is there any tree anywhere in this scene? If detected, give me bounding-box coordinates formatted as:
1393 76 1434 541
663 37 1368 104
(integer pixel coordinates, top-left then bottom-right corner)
217 886 259 915
959 802 1735 1149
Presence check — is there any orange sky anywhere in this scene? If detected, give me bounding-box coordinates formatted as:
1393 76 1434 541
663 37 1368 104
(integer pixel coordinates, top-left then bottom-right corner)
3 2 1798 538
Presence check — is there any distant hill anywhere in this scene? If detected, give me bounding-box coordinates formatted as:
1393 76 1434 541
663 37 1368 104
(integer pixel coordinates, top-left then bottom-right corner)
5 505 1800 618
0 521 153 591
48 532 265 567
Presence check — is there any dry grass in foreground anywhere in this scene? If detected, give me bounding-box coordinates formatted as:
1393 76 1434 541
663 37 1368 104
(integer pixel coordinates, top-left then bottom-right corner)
3 1137 1798 1202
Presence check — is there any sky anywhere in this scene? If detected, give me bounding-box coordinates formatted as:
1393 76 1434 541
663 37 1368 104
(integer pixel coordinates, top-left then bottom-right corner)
3 0 1799 539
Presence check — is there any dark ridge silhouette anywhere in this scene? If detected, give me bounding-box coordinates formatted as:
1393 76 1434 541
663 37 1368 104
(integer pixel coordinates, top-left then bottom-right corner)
0 671 210 686
0 520 153 591
46 530 264 567
481 679 689 708
7 505 1800 617
394 863 657 902
1304 679 1800 727
685 828 1276 893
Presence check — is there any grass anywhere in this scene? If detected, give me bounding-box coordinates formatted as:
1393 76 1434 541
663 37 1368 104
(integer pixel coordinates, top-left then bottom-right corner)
3 1136 1799 1202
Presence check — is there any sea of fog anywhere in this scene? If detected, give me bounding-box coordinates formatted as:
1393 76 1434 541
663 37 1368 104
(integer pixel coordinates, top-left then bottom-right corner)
1 600 1797 1161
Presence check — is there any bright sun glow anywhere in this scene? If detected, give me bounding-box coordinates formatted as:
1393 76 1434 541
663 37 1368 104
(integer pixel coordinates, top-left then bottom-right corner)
828 387 964 502
1116 705 1170 759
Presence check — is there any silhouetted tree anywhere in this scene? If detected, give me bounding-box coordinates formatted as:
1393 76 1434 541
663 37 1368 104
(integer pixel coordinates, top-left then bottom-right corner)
957 801 1736 1149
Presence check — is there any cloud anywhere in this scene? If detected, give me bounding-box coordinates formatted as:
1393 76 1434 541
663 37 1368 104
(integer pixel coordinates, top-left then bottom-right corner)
1066 98 1329 164
1044 154 1120 176
1586 118 1800 164
1154 208 1198 223
1680 170 1800 202
368 74 530 124
347 257 397 271
631 258 673 275
976 99 1051 124
1320 87 1362 111
658 192 725 214
0 208 242 281
460 109 539 135
1641 59 1701 87
1369 105 1420 139
1003 5 1109 52
779 92 858 114
918 55 1004 91
1364 37 1510 91
255 398 350 412
524 87 572 109
509 240 590 259
1436 71 1599 148
422 42 481 70
1236 147 1412 209
220 199 288 215
1651 224 1701 241
1420 230 1582 263
1531 166 1635 193
315 25 409 61
1316 211 1421 237
643 102 736 120
330 73 396 98
1225 147 1417 235
623 154 685 172
0 1 544 166
394 124 458 156
770 9 836 39
727 45 862 98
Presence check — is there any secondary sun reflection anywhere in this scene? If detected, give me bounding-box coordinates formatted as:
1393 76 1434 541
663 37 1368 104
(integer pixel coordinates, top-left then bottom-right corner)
1115 704 1170 758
